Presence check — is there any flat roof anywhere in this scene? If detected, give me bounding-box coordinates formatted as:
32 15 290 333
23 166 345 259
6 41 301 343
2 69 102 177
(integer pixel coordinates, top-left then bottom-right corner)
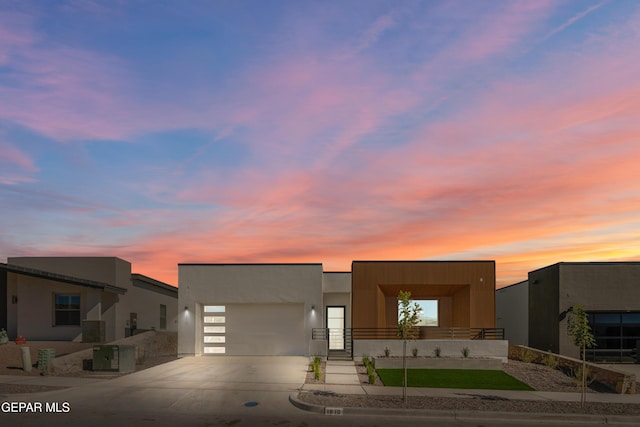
178 263 323 266
351 260 495 263
530 261 640 274
0 262 127 294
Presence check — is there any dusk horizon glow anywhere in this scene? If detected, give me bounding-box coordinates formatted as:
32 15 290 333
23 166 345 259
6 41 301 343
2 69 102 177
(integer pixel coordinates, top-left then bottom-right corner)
2 1 639 288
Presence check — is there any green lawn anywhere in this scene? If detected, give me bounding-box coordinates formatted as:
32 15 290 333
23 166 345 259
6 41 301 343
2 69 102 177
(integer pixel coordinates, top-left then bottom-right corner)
376 369 534 391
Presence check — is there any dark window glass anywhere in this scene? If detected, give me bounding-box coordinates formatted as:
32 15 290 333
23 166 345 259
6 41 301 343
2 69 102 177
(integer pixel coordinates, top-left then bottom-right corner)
587 311 640 362
622 313 640 324
595 338 621 349
594 313 621 324
622 338 640 349
54 294 81 326
55 295 80 310
593 325 620 337
622 326 640 337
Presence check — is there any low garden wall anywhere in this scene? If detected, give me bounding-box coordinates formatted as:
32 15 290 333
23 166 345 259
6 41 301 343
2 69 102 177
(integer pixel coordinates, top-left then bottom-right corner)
372 356 502 370
354 339 508 362
510 345 636 394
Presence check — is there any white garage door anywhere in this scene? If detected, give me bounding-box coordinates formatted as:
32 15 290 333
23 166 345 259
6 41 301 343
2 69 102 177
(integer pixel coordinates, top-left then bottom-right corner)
202 303 305 356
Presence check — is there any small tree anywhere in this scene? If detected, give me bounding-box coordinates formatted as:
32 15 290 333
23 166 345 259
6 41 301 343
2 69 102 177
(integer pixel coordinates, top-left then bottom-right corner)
567 305 596 407
397 290 421 403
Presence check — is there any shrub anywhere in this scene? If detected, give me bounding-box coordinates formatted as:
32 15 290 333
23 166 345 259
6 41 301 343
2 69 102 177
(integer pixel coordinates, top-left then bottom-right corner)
367 364 376 384
433 346 441 358
570 366 595 387
412 347 418 357
313 364 321 381
310 356 322 380
543 352 559 370
384 347 391 357
461 347 470 358
362 355 370 367
519 348 537 363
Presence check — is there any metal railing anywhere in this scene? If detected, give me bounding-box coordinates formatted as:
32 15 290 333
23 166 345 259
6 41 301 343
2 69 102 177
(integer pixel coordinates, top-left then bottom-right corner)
313 327 504 341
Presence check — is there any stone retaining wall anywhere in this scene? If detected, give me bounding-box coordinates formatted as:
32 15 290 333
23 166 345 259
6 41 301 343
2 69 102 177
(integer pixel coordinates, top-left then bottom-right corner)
510 345 636 394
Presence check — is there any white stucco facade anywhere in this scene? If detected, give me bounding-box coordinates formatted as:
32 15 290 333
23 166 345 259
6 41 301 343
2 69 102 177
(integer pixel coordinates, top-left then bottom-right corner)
178 264 325 357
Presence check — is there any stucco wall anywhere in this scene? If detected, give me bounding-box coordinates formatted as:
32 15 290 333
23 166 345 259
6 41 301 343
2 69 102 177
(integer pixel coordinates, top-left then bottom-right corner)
496 280 528 346
528 264 560 353
11 274 105 341
114 282 178 340
322 272 351 293
178 264 324 356
558 263 640 358
353 339 508 362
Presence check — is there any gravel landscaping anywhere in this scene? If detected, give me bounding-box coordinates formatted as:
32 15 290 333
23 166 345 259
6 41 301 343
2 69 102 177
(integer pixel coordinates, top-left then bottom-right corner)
302 359 640 415
0 332 177 394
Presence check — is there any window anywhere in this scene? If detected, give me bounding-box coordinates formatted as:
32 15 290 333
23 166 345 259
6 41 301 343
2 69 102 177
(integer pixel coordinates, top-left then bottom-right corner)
54 294 80 326
160 304 167 330
203 305 226 354
399 299 439 326
587 311 640 363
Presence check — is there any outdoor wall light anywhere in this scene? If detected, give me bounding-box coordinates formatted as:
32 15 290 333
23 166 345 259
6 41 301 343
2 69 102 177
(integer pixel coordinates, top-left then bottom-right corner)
184 306 188 311
311 305 315 310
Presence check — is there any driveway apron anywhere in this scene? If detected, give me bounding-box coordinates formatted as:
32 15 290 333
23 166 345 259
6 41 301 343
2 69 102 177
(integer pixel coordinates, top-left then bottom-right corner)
4 356 310 419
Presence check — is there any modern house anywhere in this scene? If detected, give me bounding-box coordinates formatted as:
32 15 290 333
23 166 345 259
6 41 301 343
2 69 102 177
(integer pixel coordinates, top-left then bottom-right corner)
178 260 506 359
496 262 640 363
0 257 178 342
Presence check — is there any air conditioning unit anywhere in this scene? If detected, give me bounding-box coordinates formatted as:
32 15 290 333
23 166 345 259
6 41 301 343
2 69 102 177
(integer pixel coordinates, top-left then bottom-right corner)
92 345 136 373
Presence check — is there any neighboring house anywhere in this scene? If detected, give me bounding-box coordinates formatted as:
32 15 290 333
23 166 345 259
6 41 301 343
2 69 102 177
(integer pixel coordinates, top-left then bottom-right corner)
496 280 528 346
496 262 640 363
178 260 503 358
0 257 178 342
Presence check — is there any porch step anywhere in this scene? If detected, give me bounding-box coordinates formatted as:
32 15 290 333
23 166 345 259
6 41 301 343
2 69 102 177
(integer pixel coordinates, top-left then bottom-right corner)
327 351 353 361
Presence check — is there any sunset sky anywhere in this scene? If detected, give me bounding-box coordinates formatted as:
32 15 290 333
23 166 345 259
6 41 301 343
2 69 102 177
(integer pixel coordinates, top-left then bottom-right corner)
1 0 639 288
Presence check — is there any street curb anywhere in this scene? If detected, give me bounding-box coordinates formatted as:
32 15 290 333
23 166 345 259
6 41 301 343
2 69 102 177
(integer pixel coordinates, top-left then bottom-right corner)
289 391 640 424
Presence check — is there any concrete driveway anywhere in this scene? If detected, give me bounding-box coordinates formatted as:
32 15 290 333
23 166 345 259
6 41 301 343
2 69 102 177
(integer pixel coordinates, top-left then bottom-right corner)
3 356 316 426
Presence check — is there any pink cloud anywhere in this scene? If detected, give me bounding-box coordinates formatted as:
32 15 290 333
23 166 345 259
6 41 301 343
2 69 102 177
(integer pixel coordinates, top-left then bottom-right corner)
4 4 640 289
0 141 38 172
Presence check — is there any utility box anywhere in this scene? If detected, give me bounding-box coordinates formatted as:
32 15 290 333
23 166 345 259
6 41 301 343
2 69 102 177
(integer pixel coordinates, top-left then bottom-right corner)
37 348 56 372
92 345 136 373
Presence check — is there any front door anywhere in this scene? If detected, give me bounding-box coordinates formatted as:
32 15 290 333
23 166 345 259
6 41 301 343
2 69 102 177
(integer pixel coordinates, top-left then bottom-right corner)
327 306 345 350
